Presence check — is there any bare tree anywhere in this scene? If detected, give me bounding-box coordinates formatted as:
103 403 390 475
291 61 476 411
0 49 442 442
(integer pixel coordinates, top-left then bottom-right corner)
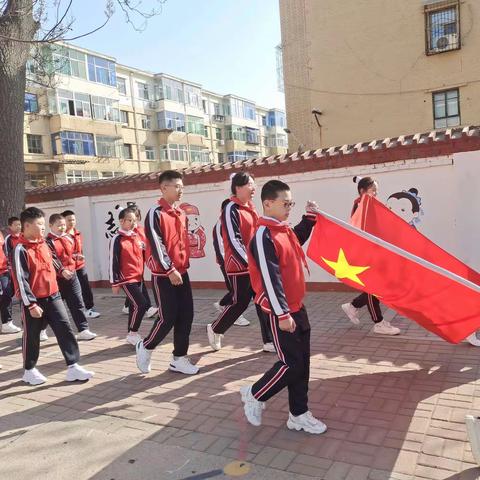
0 0 165 226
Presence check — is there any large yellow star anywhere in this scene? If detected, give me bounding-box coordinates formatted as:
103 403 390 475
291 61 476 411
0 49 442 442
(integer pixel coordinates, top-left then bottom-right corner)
322 248 370 286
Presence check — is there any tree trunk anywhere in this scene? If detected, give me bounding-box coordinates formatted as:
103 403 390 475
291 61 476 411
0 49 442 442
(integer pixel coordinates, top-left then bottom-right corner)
0 0 38 226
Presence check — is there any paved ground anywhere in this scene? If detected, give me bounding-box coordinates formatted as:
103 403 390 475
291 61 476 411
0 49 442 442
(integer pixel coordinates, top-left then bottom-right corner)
1 289 480 480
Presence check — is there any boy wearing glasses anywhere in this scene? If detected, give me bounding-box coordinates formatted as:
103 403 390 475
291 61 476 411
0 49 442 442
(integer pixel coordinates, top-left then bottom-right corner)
136 170 199 376
240 179 327 434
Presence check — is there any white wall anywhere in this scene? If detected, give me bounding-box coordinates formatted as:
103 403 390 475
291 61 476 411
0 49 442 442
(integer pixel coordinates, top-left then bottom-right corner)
32 151 480 283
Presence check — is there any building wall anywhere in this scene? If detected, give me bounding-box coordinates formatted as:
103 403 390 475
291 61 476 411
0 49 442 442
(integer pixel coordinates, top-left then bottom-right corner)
280 0 480 149
27 148 480 287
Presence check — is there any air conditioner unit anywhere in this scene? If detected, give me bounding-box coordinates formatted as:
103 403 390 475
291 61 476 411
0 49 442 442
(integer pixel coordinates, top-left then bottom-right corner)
435 33 458 52
218 139 225 146
148 101 158 109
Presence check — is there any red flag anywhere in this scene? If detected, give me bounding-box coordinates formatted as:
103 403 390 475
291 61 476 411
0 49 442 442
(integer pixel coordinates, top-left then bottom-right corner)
307 211 480 343
351 195 480 285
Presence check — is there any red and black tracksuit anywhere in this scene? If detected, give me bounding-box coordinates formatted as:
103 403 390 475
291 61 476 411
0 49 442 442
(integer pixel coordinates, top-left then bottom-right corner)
11 235 79 370
211 197 272 343
349 198 382 323
123 225 157 312
69 229 95 310
212 218 234 308
248 214 316 416
0 232 13 325
110 229 149 333
46 232 89 333
142 198 193 356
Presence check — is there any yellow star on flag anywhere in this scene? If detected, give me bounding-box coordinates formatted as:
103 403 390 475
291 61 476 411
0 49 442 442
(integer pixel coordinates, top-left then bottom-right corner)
322 248 370 286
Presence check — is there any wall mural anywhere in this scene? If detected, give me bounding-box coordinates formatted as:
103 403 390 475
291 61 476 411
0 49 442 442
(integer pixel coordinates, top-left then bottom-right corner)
386 188 424 229
179 203 207 259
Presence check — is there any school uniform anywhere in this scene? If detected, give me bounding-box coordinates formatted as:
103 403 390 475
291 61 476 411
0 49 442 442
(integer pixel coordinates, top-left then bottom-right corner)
142 198 193 355
11 235 79 370
248 213 316 415
212 218 233 307
110 229 149 332
211 197 271 343
0 232 13 325
349 198 382 323
46 232 89 333
69 229 95 310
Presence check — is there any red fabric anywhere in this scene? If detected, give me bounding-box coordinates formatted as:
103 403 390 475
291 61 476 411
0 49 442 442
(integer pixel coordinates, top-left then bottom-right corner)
47 233 76 276
307 212 480 343
12 235 58 299
249 217 307 314
114 231 145 285
70 229 86 270
351 195 480 286
0 232 7 274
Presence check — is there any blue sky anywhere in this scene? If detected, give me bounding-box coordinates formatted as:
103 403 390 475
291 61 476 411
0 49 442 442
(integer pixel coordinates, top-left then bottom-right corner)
49 0 285 109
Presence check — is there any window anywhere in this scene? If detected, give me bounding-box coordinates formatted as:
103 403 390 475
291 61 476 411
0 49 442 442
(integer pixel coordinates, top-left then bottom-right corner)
145 146 155 160
96 136 120 157
120 110 129 125
425 3 460 54
433 89 460 128
122 144 133 159
266 134 288 148
227 151 248 162
226 125 246 141
56 89 92 118
137 82 149 100
101 171 124 178
267 110 286 128
204 126 209 137
91 96 120 122
157 111 185 131
52 46 87 79
87 55 116 86
25 173 49 189
66 170 99 184
246 128 260 144
52 131 95 156
187 116 204 135
74 92 92 118
227 98 257 120
159 144 188 161
140 114 151 129
27 134 43 154
217 152 224 163
215 127 222 140
24 93 38 113
117 77 127 95
244 102 256 120
190 145 209 163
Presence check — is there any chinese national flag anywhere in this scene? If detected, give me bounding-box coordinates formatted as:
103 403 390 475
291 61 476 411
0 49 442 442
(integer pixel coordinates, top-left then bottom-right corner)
307 210 480 343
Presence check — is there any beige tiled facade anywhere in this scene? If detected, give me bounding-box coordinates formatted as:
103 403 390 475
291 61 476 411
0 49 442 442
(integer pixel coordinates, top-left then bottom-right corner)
24 44 288 189
279 0 480 150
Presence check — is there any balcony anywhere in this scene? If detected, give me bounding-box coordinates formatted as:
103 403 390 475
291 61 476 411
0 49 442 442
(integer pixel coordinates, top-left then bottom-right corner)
212 114 225 122
49 114 123 137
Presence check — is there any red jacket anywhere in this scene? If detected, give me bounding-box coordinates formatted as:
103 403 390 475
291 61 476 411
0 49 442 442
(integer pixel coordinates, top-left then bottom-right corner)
69 229 86 270
4 233 20 268
11 235 58 308
248 214 316 318
144 198 190 276
222 196 259 275
46 232 76 277
0 233 7 275
135 225 146 243
109 229 145 286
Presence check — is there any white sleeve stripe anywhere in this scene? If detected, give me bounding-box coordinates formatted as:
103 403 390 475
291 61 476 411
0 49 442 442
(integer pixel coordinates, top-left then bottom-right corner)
225 202 247 262
215 221 225 260
255 226 284 315
148 207 170 270
14 245 30 306
109 234 119 283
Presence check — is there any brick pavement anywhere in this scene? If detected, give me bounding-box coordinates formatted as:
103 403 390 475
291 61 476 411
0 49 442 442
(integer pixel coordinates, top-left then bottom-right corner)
1 289 480 479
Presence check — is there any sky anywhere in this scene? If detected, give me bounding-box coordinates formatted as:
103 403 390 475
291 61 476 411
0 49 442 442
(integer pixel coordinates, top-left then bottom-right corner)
46 0 285 109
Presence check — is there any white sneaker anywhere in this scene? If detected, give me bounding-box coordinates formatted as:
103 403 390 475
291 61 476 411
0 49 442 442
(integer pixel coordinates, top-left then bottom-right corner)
169 356 199 375
146 307 158 318
136 340 151 374
373 320 400 336
39 329 49 342
66 364 94 382
466 332 480 346
287 411 327 434
77 329 97 341
86 309 100 319
341 303 360 325
206 323 223 351
126 331 142 346
122 306 129 315
213 301 223 312
262 342 276 353
240 384 264 426
234 316 250 326
2 321 21 334
22 367 47 385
